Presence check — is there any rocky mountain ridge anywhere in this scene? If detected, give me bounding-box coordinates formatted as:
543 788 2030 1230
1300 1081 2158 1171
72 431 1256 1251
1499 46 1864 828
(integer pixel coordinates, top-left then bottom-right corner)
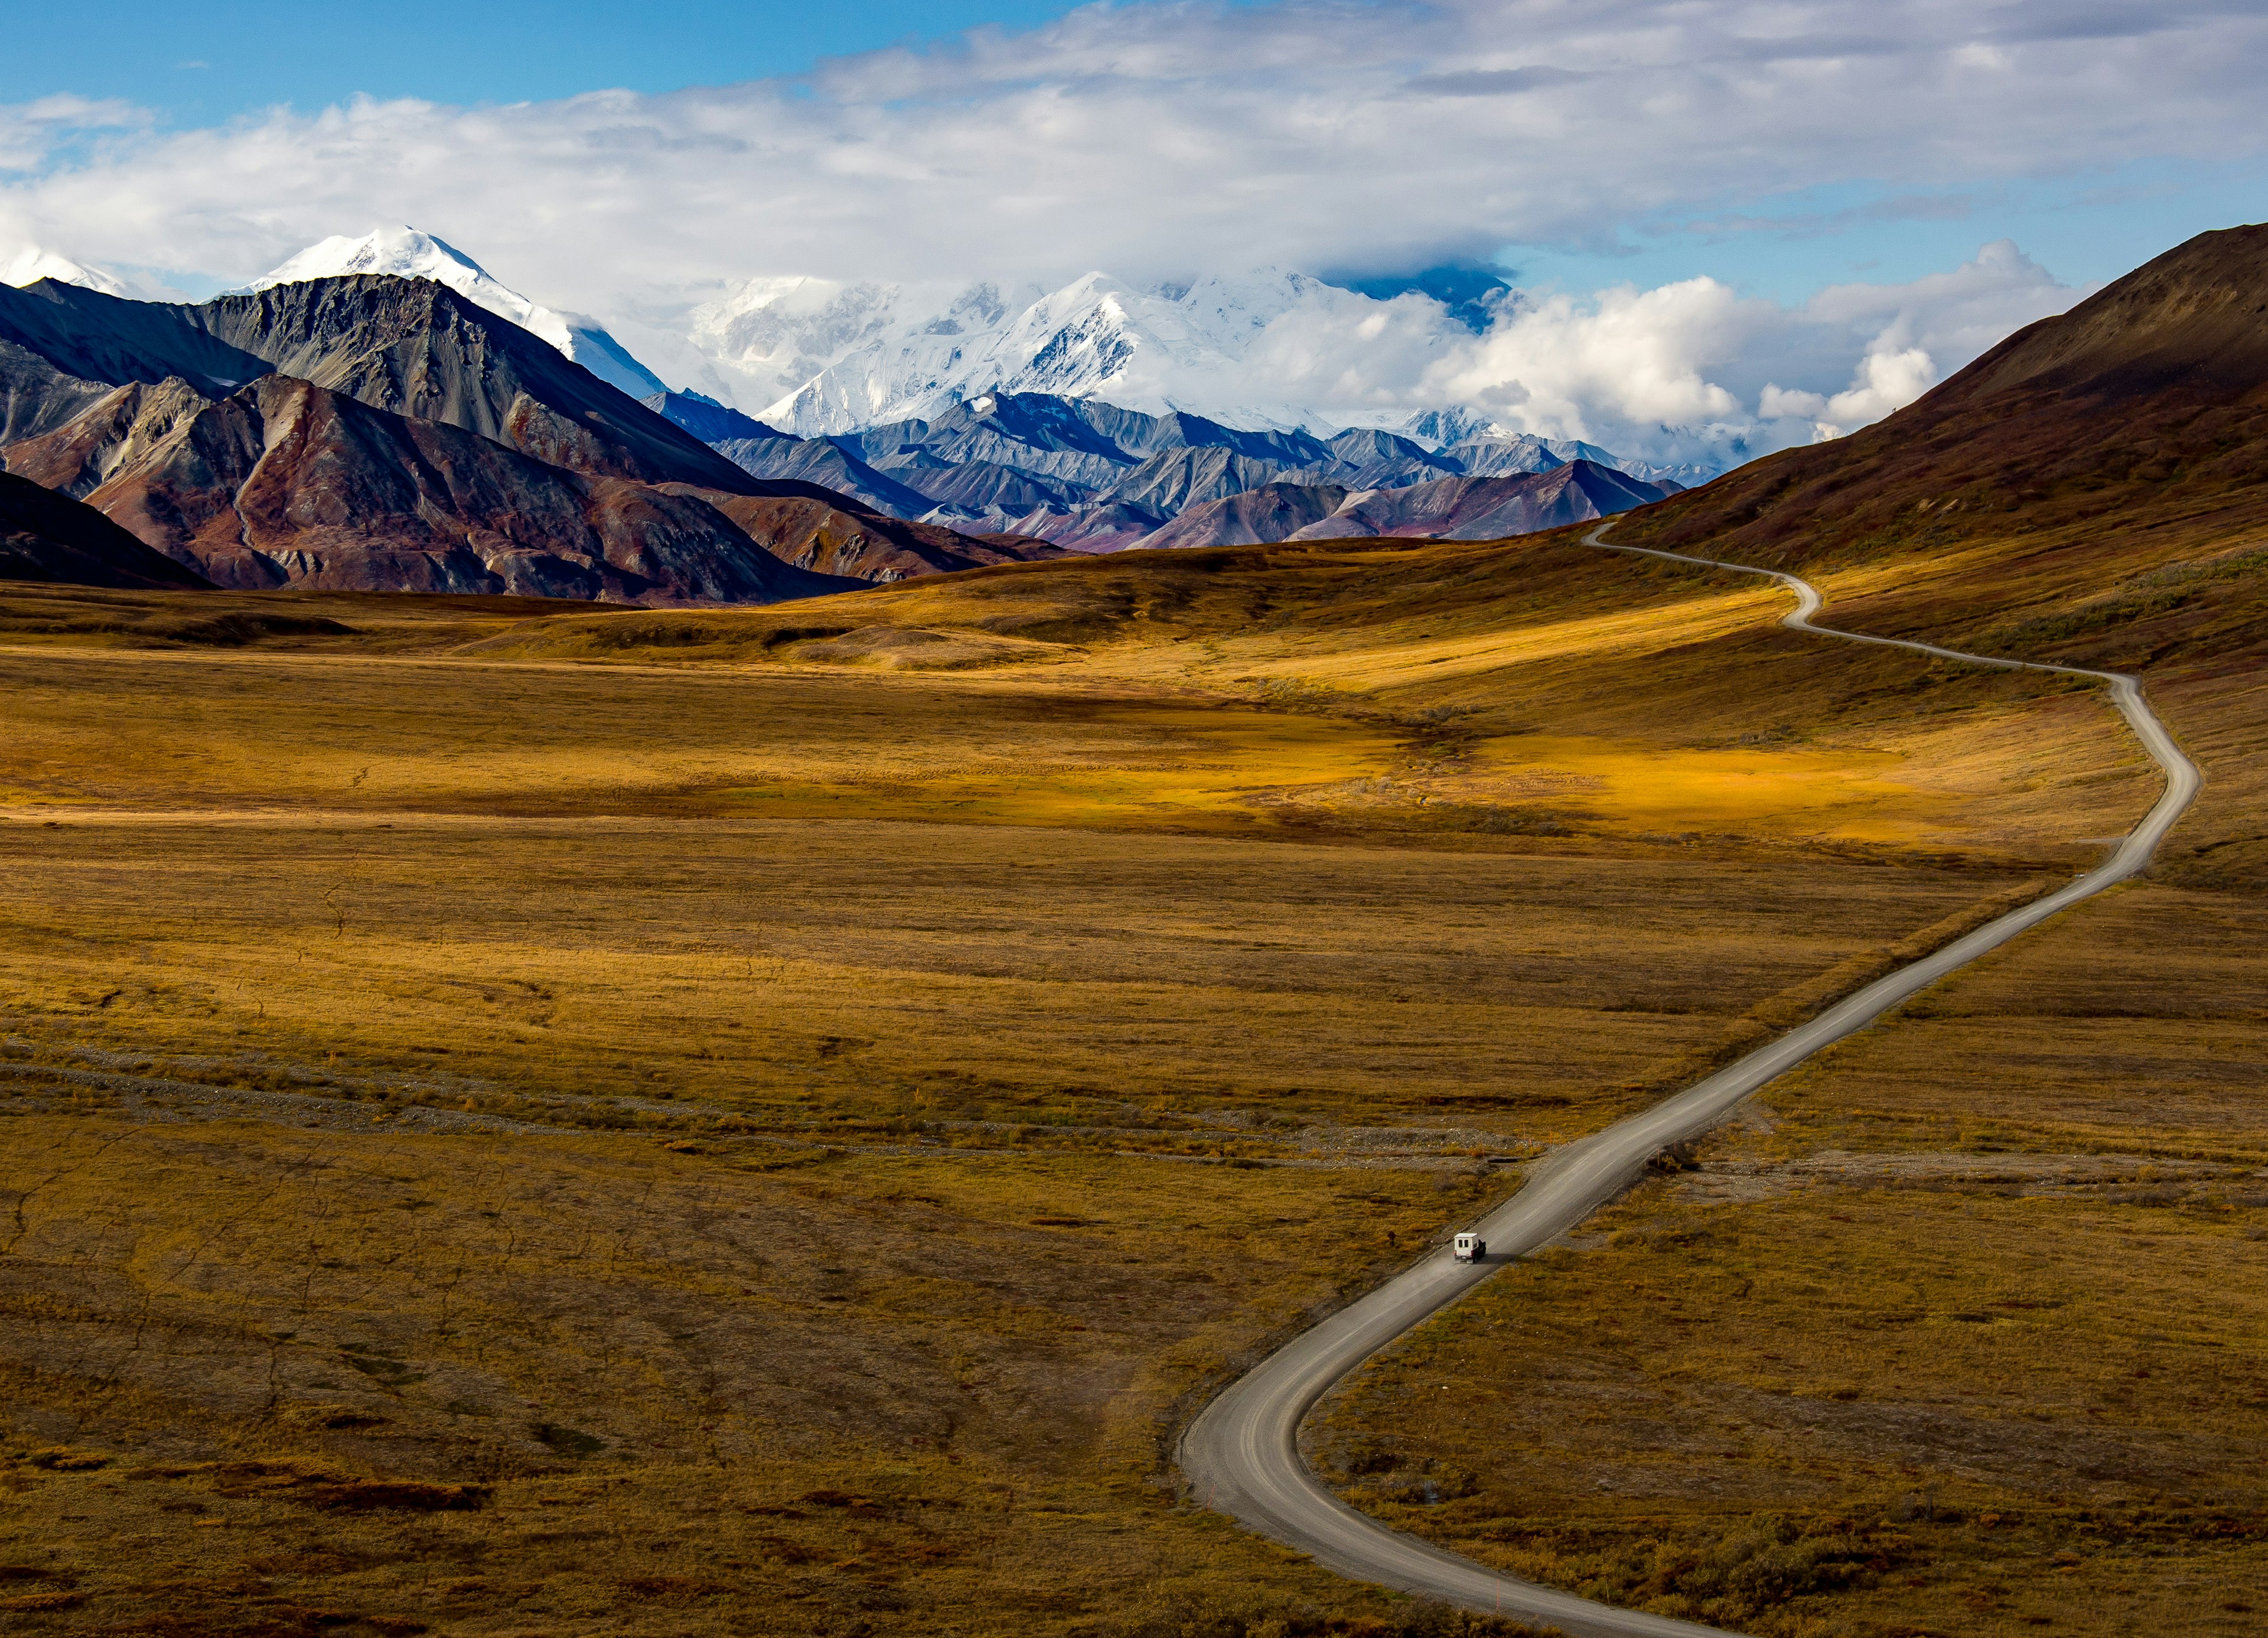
653 387 1678 551
4 374 854 601
0 275 1041 600
1132 460 1669 551
246 226 667 400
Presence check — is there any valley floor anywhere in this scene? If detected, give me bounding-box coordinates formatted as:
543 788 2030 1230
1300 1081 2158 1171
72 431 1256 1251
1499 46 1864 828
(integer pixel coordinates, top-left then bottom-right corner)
0 518 2255 1637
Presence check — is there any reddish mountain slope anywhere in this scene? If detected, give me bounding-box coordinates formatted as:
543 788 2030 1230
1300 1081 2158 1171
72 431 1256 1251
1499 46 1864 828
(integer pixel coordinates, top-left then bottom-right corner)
665 488 1067 582
5 376 854 604
1126 483 1354 551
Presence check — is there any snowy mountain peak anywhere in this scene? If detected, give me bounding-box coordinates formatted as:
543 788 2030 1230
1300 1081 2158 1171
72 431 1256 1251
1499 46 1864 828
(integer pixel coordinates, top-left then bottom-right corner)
2 244 132 297
248 225 666 399
731 265 1394 438
254 225 470 279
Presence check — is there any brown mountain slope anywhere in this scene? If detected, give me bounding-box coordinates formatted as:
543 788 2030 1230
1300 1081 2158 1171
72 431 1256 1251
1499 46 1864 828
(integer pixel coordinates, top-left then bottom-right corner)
4 376 855 604
1127 481 1353 550
1292 460 1667 541
0 468 211 590
1618 222 2268 642
667 487 1068 581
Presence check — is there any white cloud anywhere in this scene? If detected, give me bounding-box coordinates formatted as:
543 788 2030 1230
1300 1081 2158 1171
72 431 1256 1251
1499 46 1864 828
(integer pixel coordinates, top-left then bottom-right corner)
1760 338 1935 439
1754 239 2077 441
1426 279 1764 442
0 95 144 173
1 1 2260 298
0 2 2224 454
1086 243 2071 460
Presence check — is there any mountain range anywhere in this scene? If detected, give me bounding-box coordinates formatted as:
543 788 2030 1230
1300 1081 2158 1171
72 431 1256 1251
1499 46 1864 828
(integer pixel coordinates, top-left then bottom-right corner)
645 387 1679 552
624 263 1724 484
0 275 1049 601
0 229 1696 600
179 234 1698 467
246 232 1707 489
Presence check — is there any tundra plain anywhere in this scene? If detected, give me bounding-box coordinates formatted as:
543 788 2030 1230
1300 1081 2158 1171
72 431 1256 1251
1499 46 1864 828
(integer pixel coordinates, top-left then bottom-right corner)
0 515 2247 1638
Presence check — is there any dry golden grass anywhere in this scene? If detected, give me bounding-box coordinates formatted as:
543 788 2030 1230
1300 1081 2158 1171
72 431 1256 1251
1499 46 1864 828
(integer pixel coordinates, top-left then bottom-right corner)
0 815 2026 1147
0 1112 1549 1636
1296 519 2268 1637
0 512 2239 1636
436 533 2161 866
1313 1147 2268 1638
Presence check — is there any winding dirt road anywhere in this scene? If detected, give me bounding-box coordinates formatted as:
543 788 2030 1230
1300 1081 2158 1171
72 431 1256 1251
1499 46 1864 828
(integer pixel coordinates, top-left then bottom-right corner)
1177 524 2201 1638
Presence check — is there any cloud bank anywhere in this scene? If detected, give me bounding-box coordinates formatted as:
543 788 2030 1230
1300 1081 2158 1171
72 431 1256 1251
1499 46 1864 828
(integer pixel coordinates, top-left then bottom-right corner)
2 0 2257 450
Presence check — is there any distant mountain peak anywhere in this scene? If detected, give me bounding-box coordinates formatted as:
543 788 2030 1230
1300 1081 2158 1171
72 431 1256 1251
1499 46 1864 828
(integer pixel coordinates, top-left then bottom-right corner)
2 244 133 298
247 225 667 400
738 266 1402 438
251 225 514 315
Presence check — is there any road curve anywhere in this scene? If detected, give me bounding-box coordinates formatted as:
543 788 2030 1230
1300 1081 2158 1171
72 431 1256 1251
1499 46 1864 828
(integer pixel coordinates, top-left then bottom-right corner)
1178 523 2201 1638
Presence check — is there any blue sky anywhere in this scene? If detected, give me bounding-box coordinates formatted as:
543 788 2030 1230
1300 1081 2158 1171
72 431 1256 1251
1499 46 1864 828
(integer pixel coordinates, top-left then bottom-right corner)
1 1 1093 124
1506 161 2268 305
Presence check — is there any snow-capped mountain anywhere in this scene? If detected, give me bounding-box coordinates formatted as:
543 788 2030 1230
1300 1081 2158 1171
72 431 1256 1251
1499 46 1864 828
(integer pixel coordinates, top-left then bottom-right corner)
247 227 667 400
3 245 134 297
659 269 1734 486
653 268 1455 438
231 231 1733 485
